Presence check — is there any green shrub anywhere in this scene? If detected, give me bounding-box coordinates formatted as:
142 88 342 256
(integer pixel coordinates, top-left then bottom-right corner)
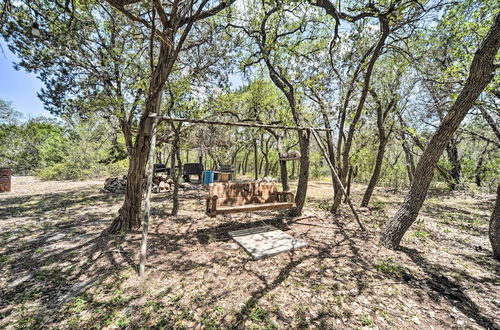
37 160 127 181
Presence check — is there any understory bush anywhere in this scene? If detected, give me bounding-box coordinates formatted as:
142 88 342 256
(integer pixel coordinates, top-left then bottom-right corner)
35 119 128 181
0 112 128 180
37 159 128 181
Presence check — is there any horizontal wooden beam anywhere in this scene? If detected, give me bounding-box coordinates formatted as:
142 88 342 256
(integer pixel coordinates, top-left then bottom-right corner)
150 115 334 132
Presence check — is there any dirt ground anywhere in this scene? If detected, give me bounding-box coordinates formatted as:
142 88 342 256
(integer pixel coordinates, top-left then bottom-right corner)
0 176 498 329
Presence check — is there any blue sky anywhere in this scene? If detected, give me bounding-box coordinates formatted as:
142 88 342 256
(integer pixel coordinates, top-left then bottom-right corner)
0 39 52 120
1 37 244 121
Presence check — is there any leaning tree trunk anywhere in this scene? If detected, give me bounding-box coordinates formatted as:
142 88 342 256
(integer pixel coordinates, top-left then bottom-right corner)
380 13 500 249
331 17 390 214
489 184 500 260
255 8 311 216
401 137 416 185
361 137 388 207
479 106 500 142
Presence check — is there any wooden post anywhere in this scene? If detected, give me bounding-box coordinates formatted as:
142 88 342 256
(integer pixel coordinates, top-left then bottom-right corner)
139 116 159 276
309 127 366 231
253 138 258 180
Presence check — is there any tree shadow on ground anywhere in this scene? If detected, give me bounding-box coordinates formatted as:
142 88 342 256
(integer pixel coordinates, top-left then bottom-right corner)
2 182 498 328
400 247 499 330
421 203 489 236
0 189 121 221
0 188 133 328
229 214 373 327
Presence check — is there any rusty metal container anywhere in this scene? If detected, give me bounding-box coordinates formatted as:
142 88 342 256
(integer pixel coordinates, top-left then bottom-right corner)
0 167 12 193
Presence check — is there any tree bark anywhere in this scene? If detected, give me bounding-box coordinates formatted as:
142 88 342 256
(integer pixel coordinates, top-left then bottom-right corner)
267 131 289 191
279 160 289 191
490 184 500 260
331 16 390 213
139 116 158 276
171 128 181 216
401 136 416 185
289 130 310 216
109 110 162 232
107 21 176 232
105 0 234 233
474 142 489 187
380 13 500 249
243 149 249 174
253 138 258 180
479 106 500 142
361 137 388 206
361 90 394 206
344 165 353 202
445 137 462 190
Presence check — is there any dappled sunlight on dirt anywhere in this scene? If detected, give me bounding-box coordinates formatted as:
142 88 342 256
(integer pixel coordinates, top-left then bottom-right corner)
0 177 498 328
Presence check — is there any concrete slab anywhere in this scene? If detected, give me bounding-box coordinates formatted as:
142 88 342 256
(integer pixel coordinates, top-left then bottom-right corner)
228 225 307 260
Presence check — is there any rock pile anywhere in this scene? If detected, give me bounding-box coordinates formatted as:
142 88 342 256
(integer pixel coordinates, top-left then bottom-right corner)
103 175 199 194
261 176 277 183
103 176 127 193
153 176 173 193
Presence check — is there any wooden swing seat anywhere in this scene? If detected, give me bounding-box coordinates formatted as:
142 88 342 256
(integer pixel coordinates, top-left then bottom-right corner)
206 181 295 217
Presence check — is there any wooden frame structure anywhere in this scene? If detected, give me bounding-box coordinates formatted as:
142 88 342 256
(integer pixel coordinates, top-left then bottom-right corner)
139 115 365 275
150 115 335 131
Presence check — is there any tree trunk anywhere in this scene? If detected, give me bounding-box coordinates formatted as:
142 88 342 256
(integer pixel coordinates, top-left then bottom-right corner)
279 160 289 190
107 25 173 232
256 9 310 216
401 137 415 185
271 160 279 177
474 143 489 187
243 150 249 174
171 129 181 216
289 130 310 216
270 132 289 191
253 138 258 180
344 165 353 203
103 0 235 234
361 137 388 206
490 184 500 260
139 116 158 276
331 17 390 214
313 99 338 206
479 106 500 142
445 137 462 190
380 14 500 249
258 156 264 177
109 114 159 232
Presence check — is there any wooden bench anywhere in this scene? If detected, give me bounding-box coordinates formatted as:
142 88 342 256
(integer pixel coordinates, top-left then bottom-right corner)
206 181 295 217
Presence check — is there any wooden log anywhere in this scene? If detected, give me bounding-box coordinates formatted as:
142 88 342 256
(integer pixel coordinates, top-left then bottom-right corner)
151 115 334 132
139 116 159 276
